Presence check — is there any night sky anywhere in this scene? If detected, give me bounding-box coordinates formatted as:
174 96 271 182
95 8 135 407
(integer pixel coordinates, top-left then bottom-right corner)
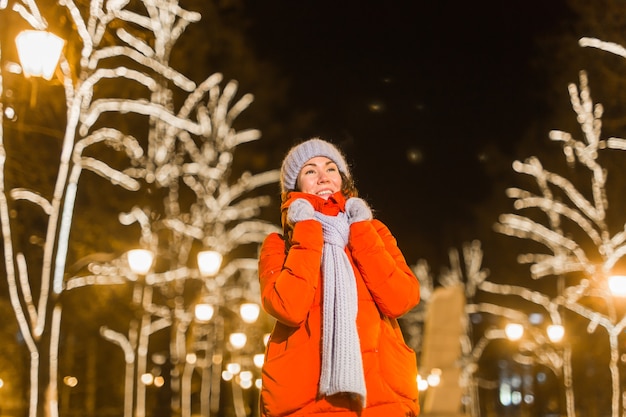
243 1 571 266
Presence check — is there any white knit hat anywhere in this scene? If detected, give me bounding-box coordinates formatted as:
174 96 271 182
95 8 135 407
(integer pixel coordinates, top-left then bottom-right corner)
280 138 351 193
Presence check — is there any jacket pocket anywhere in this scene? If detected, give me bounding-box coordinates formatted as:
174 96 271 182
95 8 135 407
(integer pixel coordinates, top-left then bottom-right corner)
261 337 320 416
378 318 419 401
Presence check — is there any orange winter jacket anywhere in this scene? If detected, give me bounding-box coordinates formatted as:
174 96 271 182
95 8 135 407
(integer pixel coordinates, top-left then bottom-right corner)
258 192 420 417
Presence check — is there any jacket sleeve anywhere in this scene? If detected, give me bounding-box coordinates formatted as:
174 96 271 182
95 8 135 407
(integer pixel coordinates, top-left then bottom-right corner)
258 220 323 327
348 219 420 318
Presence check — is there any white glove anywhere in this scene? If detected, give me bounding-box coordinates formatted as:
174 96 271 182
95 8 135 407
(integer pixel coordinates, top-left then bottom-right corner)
287 198 315 225
345 197 373 224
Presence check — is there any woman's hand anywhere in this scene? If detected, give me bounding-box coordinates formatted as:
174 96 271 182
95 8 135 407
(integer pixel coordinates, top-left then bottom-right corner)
345 198 373 224
287 198 316 225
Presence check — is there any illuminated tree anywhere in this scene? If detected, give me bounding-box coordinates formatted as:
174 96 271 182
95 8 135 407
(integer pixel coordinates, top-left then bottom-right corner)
496 36 626 415
0 1 278 417
408 33 626 417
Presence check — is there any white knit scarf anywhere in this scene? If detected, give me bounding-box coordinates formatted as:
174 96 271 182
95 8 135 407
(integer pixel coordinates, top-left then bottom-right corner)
314 211 366 406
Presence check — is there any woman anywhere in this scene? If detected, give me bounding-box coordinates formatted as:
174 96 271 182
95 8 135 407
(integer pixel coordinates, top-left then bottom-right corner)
258 137 420 416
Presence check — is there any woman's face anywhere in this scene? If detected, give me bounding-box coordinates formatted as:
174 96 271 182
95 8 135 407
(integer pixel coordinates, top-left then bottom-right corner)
297 156 342 199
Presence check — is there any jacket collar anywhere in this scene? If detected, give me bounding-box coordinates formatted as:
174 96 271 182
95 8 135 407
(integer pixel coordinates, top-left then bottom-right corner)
281 191 346 218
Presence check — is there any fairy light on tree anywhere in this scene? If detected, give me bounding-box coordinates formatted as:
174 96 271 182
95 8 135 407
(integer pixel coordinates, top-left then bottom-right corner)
494 46 626 415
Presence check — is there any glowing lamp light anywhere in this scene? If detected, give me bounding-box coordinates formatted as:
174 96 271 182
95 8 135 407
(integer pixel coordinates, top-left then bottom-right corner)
141 373 154 385
198 250 222 276
505 323 524 341
240 370 253 385
253 353 265 368
239 303 260 323
226 363 241 374
417 375 429 391
127 249 154 275
229 332 247 350
547 324 565 343
195 303 215 321
63 376 78 387
154 376 165 388
609 275 626 297
427 368 442 387
4 106 16 121
15 30 65 80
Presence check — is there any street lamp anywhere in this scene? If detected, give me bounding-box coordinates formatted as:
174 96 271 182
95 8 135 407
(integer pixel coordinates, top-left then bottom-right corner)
239 302 260 324
417 375 429 392
253 354 264 368
197 250 222 277
194 303 215 322
193 250 224 322
15 30 64 80
547 324 565 343
504 323 524 341
426 368 442 387
229 332 247 350
127 249 154 275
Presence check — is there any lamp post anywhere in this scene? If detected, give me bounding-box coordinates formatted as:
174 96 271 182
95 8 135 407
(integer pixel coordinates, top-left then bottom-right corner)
190 271 266 417
127 249 155 417
1 23 67 417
